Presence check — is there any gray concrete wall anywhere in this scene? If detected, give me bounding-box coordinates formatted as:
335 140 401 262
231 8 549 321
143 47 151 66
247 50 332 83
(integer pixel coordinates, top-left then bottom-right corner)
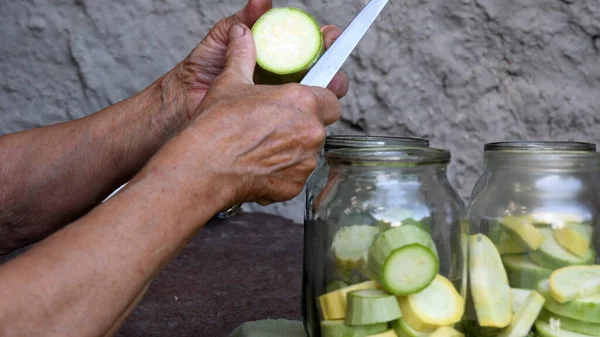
1 0 599 223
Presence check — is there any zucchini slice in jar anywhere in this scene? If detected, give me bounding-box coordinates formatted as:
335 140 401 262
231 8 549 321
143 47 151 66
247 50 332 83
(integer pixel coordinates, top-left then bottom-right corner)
537 308 600 336
529 228 596 270
498 215 545 250
535 320 596 337
468 234 512 328
251 7 323 84
397 274 464 332
331 225 381 271
320 320 389 337
319 280 378 320
537 279 600 324
553 223 593 258
502 254 553 290
549 265 600 303
496 290 545 337
391 318 429 337
367 225 439 296
345 289 402 325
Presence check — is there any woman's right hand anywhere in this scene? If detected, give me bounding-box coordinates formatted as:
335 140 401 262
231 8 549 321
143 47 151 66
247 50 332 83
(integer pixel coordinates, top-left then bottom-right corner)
149 23 343 209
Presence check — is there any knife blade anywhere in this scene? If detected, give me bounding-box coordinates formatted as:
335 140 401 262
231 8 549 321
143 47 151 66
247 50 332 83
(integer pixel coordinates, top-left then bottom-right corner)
300 0 390 88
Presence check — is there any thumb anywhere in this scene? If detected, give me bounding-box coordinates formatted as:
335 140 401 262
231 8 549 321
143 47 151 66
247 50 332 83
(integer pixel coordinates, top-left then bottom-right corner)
222 24 257 84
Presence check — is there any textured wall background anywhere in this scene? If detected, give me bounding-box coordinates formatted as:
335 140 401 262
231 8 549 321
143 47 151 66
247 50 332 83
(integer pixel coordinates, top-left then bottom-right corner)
1 0 599 223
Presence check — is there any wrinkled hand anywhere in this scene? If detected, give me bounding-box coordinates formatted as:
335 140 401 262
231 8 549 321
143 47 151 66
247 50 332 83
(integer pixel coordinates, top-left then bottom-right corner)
174 0 349 120
168 23 342 206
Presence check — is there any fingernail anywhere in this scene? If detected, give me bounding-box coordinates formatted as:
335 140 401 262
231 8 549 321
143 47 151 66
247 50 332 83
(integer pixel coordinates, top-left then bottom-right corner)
231 24 246 38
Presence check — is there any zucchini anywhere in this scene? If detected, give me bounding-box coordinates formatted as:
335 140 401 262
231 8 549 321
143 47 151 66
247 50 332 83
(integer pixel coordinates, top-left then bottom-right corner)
549 265 600 303
502 254 553 289
365 330 398 337
537 308 600 336
498 215 544 250
537 279 600 324
529 228 595 270
319 281 378 320
397 274 464 332
321 320 389 337
535 320 595 337
327 281 350 293
251 7 323 84
429 327 465 337
367 225 439 296
391 318 429 337
345 289 403 325
496 290 545 337
468 234 512 328
511 288 534 313
553 224 593 258
331 225 381 271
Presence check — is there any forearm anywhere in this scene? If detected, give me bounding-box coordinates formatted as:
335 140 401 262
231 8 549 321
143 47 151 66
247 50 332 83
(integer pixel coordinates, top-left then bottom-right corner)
0 68 187 254
0 146 229 337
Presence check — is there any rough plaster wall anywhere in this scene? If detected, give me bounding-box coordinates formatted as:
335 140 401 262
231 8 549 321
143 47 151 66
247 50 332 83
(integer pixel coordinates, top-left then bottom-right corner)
1 0 599 223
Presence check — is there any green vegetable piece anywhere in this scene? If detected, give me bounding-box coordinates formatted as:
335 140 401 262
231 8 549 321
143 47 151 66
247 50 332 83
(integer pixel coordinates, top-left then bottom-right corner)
497 290 545 337
320 320 389 337
535 320 596 337
549 265 600 303
538 308 600 336
345 289 402 325
538 279 600 324
502 254 553 289
251 7 323 84
367 225 439 295
529 228 596 270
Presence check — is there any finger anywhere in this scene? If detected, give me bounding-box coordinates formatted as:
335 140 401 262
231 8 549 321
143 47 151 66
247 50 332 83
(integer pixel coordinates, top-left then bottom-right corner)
308 86 342 126
321 25 342 49
221 24 257 84
327 71 350 99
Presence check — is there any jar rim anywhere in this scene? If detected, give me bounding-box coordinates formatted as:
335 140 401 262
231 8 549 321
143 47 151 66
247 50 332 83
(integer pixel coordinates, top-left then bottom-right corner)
324 135 430 150
484 141 597 152
325 147 450 166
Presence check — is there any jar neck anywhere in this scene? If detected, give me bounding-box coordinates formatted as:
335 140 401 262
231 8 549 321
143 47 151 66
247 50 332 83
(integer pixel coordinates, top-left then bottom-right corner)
324 135 429 150
484 151 600 172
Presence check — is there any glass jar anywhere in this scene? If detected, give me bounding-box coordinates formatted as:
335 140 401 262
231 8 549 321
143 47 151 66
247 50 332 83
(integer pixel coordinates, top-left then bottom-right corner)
305 136 430 225
463 141 600 337
302 147 466 337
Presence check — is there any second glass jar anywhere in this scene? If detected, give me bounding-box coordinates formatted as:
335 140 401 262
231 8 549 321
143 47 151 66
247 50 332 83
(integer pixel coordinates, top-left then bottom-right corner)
464 141 600 337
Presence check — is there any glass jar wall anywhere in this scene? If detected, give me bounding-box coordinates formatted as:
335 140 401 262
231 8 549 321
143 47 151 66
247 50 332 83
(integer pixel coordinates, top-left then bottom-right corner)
302 147 466 337
304 136 430 225
463 141 600 337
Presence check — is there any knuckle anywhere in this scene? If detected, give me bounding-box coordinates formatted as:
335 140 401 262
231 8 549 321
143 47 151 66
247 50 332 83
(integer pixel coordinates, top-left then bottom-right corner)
307 125 326 146
283 84 318 110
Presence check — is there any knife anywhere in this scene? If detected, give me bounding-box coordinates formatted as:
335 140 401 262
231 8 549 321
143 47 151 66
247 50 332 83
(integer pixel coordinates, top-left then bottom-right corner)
218 0 390 218
103 0 391 218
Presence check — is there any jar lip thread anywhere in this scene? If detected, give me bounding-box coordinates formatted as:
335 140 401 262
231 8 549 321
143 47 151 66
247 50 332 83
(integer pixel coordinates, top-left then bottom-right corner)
484 141 597 152
325 147 450 165
324 135 430 150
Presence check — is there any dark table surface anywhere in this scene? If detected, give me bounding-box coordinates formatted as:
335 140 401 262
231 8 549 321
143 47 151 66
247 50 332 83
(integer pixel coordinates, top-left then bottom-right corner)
0 211 304 337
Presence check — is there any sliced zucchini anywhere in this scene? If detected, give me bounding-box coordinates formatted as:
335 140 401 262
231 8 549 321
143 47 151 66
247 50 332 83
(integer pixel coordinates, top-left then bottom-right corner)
498 215 545 250
365 330 398 337
535 320 595 337
331 225 381 270
391 318 429 337
251 7 324 84
553 224 593 258
327 281 350 293
428 327 465 337
397 274 464 332
549 265 600 303
538 308 600 336
468 234 512 328
497 290 545 337
502 254 553 289
345 289 403 325
529 228 596 270
319 280 378 320
367 225 439 296
511 288 534 313
320 320 389 337
489 225 528 255
537 279 600 324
